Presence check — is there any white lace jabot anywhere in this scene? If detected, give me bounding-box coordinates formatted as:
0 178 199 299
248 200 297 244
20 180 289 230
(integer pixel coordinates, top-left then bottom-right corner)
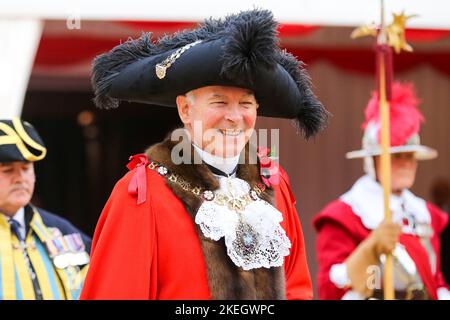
195 175 291 270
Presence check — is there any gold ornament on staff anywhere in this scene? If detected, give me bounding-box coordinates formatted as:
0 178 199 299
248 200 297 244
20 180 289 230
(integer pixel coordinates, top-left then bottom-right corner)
351 11 416 54
351 0 416 300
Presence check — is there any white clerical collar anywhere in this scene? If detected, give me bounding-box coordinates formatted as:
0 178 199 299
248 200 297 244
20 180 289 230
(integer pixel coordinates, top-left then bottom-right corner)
192 143 240 176
340 175 430 230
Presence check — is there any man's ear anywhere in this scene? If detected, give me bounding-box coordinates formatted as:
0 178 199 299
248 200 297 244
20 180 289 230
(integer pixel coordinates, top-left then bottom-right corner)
176 95 191 126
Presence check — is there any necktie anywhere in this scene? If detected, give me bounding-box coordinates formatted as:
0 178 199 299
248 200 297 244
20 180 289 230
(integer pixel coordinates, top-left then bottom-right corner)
9 219 43 300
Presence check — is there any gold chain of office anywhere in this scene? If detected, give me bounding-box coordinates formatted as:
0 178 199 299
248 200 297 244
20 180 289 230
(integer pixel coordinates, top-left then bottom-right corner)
147 161 264 212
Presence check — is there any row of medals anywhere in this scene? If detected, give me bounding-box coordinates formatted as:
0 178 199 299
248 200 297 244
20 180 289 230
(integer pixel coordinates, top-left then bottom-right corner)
46 232 90 269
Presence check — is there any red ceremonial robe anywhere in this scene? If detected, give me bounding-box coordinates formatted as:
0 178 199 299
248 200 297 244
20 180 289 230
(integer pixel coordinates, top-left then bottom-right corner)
80 140 312 300
314 200 449 300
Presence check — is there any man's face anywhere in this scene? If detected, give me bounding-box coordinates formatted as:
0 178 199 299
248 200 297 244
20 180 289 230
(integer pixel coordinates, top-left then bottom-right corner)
176 86 258 158
375 152 417 193
0 161 35 216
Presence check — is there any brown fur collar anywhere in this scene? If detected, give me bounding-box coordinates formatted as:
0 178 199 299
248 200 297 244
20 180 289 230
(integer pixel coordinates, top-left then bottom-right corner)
145 130 286 299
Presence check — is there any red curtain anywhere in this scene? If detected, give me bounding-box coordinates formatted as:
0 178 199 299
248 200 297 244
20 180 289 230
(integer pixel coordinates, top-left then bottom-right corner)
118 21 319 37
406 29 450 42
33 22 450 79
288 47 450 77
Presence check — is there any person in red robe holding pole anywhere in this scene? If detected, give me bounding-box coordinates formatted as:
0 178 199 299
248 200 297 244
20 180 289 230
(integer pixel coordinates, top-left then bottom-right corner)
80 9 328 300
314 82 450 300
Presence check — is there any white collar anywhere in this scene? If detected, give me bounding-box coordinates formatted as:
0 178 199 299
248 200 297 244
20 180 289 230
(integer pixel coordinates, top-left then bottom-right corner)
11 207 26 228
1 207 26 228
340 175 430 230
1 207 26 239
192 143 240 175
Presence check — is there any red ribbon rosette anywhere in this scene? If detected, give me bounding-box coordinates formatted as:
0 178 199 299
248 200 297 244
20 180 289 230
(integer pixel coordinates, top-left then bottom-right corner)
257 147 280 187
127 154 149 205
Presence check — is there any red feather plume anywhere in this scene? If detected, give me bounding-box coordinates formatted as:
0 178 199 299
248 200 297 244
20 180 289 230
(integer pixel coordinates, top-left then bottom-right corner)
362 82 424 146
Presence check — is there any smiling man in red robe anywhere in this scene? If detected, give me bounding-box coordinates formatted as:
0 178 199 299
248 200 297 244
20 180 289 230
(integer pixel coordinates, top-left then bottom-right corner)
80 9 328 300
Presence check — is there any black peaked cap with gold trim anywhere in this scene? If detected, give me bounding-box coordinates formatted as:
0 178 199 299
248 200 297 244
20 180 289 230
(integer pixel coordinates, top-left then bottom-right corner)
92 9 328 138
0 118 47 162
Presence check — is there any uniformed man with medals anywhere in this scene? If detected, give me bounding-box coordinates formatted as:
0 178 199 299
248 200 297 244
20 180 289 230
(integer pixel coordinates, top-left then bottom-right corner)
0 118 91 299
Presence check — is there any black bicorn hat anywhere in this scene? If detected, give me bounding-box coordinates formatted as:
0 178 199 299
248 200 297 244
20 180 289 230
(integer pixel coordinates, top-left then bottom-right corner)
0 118 47 162
92 9 328 138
